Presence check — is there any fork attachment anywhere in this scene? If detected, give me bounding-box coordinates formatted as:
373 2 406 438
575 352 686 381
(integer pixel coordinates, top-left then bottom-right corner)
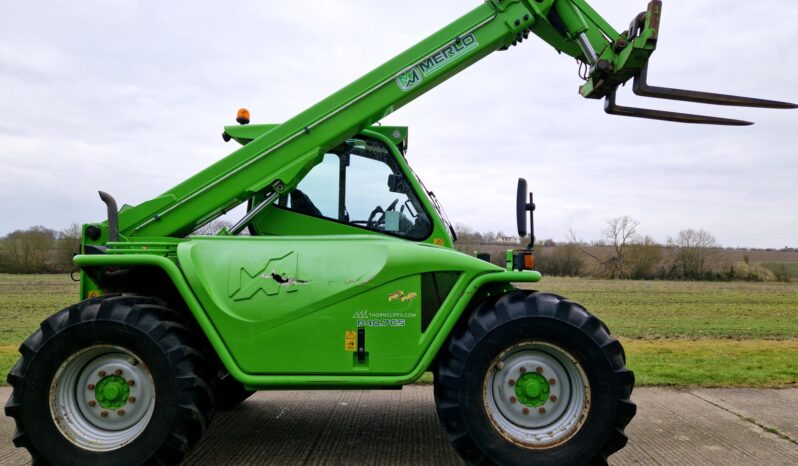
604 91 754 126
605 64 796 126
595 0 796 126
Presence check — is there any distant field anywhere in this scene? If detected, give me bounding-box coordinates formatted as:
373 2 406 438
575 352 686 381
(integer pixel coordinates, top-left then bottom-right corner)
531 278 798 340
1 274 796 388
763 262 798 280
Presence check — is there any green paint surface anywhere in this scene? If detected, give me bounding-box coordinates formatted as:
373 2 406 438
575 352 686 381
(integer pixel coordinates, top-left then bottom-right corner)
95 375 130 409
515 372 550 407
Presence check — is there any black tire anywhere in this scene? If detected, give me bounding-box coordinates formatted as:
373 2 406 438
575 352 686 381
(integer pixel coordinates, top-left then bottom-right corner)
434 291 636 466
215 373 255 410
4 295 216 465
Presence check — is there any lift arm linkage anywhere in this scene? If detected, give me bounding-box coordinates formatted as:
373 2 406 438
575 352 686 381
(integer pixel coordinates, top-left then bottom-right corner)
98 0 794 241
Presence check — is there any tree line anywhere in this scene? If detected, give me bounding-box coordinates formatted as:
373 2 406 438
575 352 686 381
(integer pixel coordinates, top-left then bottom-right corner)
0 221 240 274
0 225 82 274
455 216 794 282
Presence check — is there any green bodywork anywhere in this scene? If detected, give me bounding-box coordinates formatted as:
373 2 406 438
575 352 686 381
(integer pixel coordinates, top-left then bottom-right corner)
73 1 663 388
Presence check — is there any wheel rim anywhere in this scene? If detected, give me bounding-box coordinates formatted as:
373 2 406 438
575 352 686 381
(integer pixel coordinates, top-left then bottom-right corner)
49 345 156 452
484 341 590 449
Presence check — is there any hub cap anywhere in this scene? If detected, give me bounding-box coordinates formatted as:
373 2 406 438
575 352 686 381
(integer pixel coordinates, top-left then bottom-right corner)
516 372 550 407
95 375 130 409
49 345 156 452
484 341 590 449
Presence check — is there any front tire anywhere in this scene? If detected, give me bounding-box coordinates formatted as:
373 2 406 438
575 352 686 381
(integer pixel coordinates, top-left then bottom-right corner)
5 296 216 465
434 291 636 466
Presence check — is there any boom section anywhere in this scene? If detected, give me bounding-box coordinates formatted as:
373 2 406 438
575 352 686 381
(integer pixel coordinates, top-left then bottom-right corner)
114 0 623 239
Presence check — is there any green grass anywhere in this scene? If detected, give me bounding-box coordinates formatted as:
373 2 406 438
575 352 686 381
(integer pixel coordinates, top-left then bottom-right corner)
0 274 77 347
1 274 797 388
520 278 798 339
0 274 78 380
623 339 798 388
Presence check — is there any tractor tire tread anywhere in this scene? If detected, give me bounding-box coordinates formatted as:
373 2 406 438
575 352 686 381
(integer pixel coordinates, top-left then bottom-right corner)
4 295 216 465
434 290 636 466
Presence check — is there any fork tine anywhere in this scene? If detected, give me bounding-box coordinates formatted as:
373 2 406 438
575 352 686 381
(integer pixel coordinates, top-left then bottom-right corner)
604 91 753 126
633 64 797 109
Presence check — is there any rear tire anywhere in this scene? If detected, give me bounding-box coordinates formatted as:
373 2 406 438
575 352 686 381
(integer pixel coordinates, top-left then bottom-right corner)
434 291 635 466
5 296 216 465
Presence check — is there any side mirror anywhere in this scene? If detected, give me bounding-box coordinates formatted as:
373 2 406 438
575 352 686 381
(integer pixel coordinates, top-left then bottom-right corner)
517 178 528 237
516 178 535 249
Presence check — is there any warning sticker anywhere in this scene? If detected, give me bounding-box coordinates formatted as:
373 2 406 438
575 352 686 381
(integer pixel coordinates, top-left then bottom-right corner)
344 330 357 352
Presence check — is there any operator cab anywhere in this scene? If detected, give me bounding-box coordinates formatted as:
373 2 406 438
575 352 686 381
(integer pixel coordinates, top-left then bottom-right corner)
223 123 454 246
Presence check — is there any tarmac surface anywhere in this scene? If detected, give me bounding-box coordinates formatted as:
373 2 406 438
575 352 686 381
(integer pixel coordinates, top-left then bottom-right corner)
0 386 796 465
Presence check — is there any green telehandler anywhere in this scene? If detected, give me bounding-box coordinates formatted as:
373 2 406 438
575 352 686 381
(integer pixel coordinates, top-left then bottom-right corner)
6 1 795 465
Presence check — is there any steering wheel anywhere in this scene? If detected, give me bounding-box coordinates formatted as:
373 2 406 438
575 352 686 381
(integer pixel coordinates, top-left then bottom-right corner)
367 198 399 229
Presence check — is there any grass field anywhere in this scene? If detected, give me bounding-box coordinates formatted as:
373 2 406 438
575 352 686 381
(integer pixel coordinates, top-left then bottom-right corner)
1 274 796 388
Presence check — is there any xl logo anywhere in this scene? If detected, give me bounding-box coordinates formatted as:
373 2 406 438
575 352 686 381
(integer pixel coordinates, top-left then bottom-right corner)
228 251 305 301
396 67 423 91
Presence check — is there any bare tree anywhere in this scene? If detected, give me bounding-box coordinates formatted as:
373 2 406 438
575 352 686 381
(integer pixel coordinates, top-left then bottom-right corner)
669 229 718 279
570 216 640 278
0 226 57 273
603 216 640 278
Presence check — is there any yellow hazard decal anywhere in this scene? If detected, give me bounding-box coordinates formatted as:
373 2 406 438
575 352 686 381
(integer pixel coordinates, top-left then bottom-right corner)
344 330 357 352
87 290 102 298
433 238 445 246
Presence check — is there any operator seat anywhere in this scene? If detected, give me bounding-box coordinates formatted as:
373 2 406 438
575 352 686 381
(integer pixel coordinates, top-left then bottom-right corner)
290 189 323 217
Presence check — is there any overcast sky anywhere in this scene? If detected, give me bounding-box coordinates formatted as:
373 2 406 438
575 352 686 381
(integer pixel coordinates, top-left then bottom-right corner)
1 1 796 248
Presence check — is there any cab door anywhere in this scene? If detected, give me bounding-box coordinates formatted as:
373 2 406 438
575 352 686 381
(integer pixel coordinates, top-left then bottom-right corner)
179 138 441 375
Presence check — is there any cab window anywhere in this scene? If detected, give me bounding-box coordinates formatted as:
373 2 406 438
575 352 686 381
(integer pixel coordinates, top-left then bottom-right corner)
281 139 432 240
